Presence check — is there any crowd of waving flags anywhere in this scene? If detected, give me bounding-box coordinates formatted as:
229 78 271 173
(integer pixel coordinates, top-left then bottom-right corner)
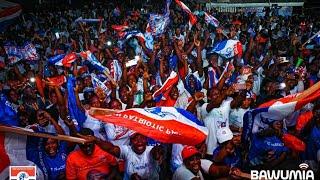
4 42 39 64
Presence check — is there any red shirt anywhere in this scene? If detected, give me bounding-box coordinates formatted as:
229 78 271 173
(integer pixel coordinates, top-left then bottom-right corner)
66 145 117 180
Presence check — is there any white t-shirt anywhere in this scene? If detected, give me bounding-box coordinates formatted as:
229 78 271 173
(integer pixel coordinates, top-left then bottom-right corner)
229 108 249 128
200 98 232 155
172 165 204 180
120 146 159 180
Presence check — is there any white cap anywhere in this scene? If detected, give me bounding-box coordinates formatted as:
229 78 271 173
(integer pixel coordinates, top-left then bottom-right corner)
216 127 233 144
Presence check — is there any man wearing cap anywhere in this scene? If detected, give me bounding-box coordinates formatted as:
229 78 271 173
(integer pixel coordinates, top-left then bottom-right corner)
213 127 242 168
173 146 233 180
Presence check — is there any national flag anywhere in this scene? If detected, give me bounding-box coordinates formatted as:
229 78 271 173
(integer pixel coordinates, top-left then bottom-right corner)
0 1 22 31
89 107 208 146
111 24 129 32
67 76 85 129
91 73 111 98
204 12 219 28
121 30 146 43
109 60 122 82
3 43 22 64
174 0 197 28
218 60 235 84
75 17 102 23
153 71 179 103
209 40 243 59
22 42 39 61
147 0 171 37
80 50 108 72
242 81 320 147
48 54 66 65
208 67 220 89
4 42 39 64
0 133 44 179
46 75 67 87
147 14 170 37
49 52 77 68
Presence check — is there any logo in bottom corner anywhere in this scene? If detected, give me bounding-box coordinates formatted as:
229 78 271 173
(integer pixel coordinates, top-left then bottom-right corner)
9 166 36 180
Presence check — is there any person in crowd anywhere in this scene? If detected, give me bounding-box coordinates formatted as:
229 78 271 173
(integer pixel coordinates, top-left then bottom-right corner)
66 128 118 180
1 0 320 179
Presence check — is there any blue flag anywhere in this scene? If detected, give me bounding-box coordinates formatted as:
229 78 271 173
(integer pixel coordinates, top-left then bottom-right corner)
67 76 86 129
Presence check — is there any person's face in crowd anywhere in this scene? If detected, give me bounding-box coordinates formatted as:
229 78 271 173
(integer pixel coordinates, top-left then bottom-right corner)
224 141 235 155
264 82 276 95
272 120 283 131
24 86 37 100
8 90 19 104
119 86 129 103
232 134 241 146
175 28 181 36
19 114 29 127
163 45 171 56
80 141 95 156
184 154 201 175
36 110 50 127
241 98 252 109
188 76 196 91
45 138 58 157
130 133 147 155
169 86 179 100
128 74 137 88
49 92 58 105
117 52 125 63
90 95 101 108
209 54 218 67
110 99 122 110
177 39 184 48
160 58 169 72
84 76 92 87
210 88 220 102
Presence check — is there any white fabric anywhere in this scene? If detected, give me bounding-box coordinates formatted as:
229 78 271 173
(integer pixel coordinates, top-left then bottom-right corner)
200 159 213 174
229 108 249 128
120 146 159 180
171 144 185 172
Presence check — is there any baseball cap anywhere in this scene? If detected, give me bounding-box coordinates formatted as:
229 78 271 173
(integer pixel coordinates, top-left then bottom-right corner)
181 146 200 160
216 127 233 144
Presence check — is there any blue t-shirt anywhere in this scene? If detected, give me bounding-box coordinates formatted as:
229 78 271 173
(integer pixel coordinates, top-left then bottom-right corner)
27 137 68 180
212 146 241 168
248 135 289 166
306 126 320 161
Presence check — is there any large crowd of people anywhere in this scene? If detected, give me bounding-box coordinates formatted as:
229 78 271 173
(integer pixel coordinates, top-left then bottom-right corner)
1 0 320 179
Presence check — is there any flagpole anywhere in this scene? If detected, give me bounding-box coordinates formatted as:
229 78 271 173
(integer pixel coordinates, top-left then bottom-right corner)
89 107 119 116
0 125 87 144
301 30 320 47
292 80 320 102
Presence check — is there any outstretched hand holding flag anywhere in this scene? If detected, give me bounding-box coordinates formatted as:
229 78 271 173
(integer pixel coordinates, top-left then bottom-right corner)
80 50 117 86
204 12 219 28
175 0 197 29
